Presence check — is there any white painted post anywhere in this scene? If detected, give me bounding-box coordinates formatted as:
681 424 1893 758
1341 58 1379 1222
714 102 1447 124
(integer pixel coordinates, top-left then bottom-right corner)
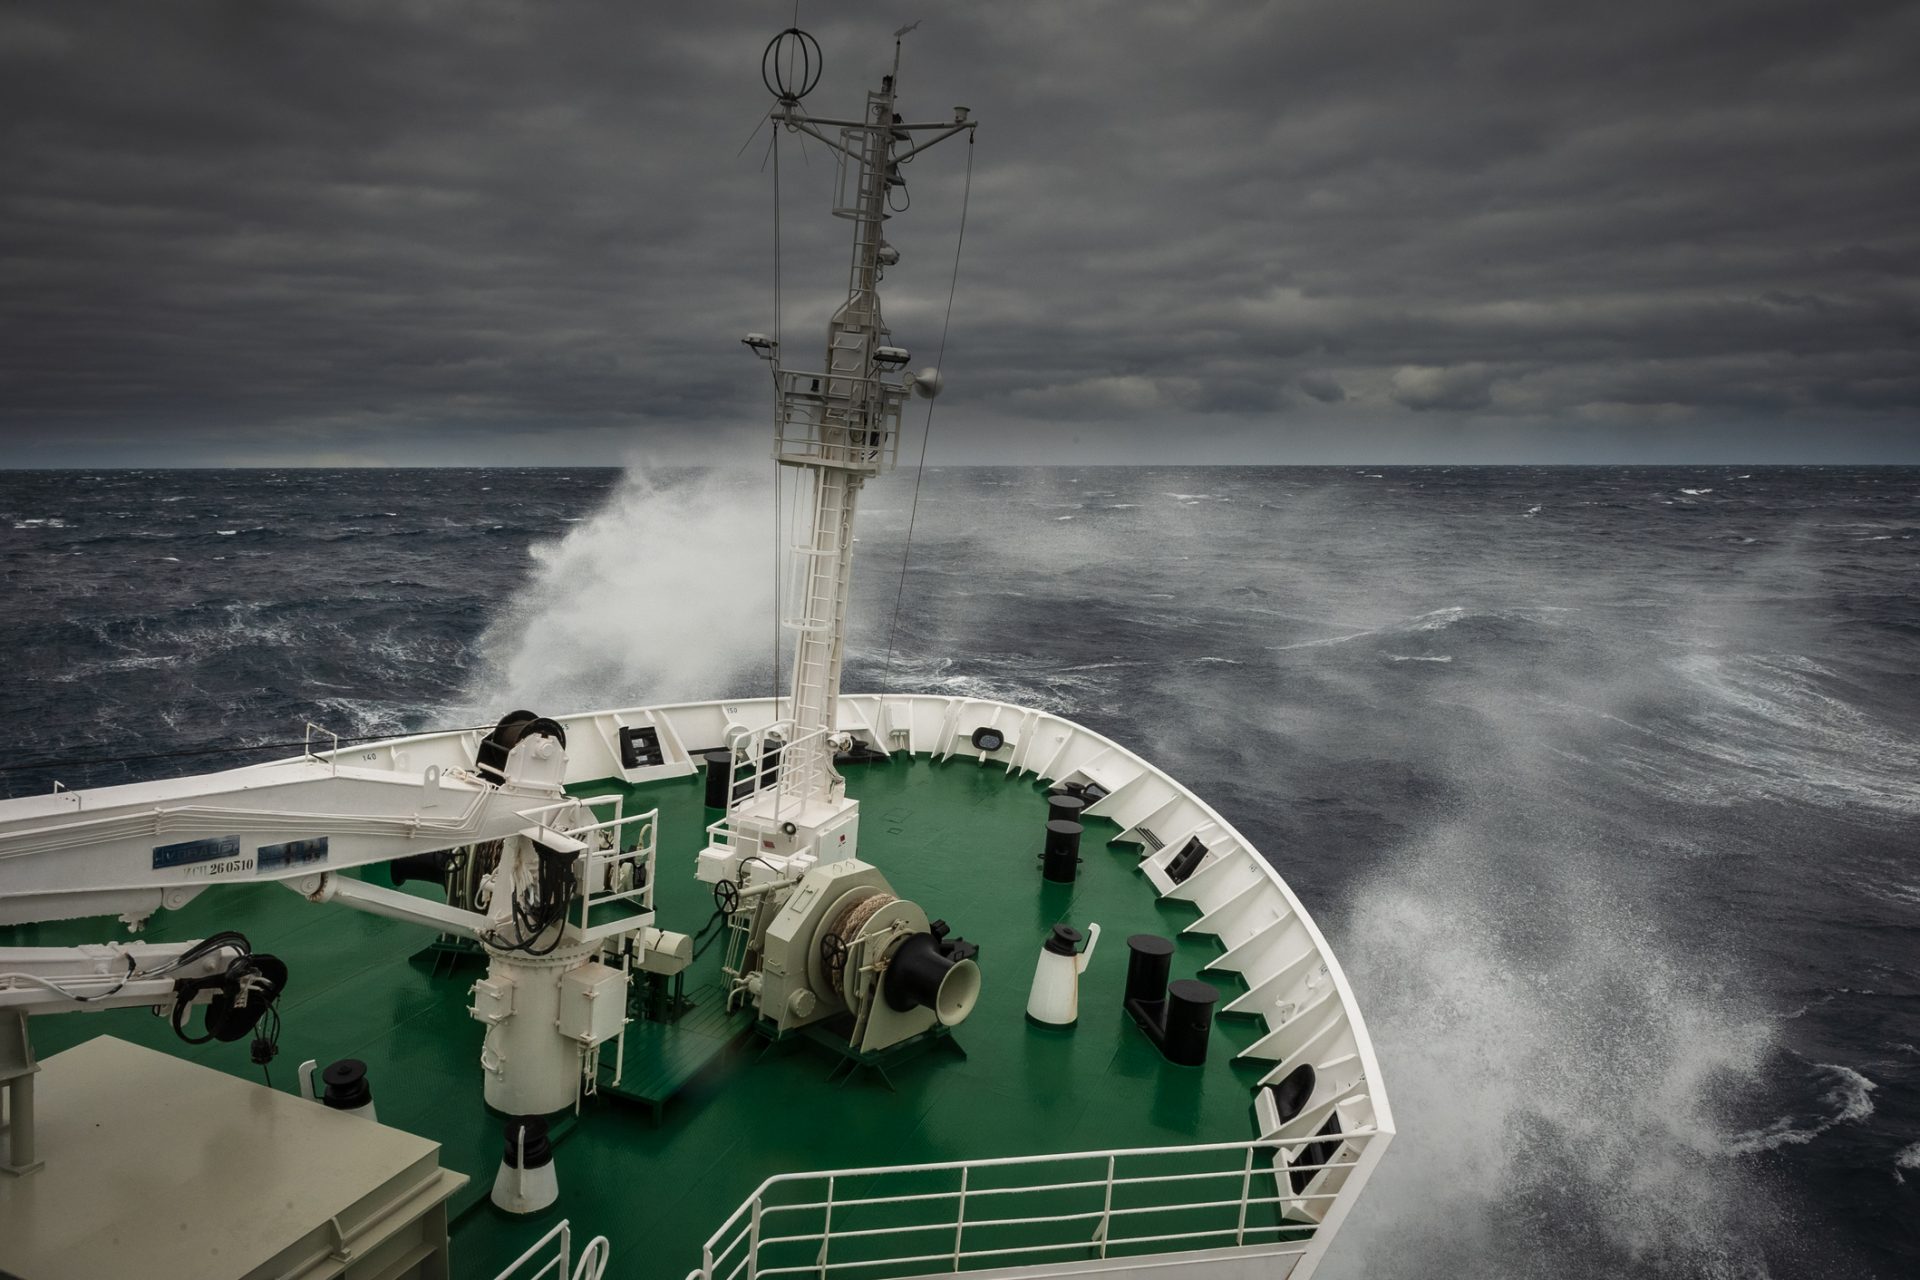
952 1166 969 1270
1235 1145 1253 1245
818 1175 835 1279
1097 1155 1115 1258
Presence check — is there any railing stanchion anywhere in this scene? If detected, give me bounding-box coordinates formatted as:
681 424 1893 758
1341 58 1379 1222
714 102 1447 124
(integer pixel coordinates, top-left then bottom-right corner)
817 1175 835 1279
1236 1145 1254 1245
1097 1154 1115 1258
952 1166 969 1269
692 1130 1378 1280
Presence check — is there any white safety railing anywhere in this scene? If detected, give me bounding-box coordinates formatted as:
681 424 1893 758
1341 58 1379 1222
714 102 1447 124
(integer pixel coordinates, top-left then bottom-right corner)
301 720 342 775
491 1218 612 1280
772 368 904 473
510 797 659 947
569 798 659 921
704 723 833 850
687 1129 1377 1280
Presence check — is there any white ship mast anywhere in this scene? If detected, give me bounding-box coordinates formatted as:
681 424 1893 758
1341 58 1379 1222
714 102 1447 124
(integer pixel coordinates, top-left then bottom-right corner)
714 28 973 875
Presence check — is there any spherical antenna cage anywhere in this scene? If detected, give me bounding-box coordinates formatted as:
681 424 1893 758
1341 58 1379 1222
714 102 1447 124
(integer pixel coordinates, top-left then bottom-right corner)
762 28 822 103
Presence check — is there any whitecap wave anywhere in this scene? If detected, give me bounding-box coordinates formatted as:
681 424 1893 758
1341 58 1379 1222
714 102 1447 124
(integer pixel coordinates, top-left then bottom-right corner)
1724 1064 1876 1155
463 467 777 714
1323 819 1780 1280
1624 653 1920 818
1896 1141 1920 1184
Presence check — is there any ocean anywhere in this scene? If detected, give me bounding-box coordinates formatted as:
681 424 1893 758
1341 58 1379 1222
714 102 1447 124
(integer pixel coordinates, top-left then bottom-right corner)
2 464 1915 1278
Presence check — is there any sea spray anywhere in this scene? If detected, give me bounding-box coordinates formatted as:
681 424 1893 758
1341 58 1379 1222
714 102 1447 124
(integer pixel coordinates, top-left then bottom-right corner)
462 467 780 716
1318 817 1781 1280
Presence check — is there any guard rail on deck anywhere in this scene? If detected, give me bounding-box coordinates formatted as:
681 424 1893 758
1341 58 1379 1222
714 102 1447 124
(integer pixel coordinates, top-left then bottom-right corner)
704 723 833 854
686 1130 1378 1280
771 368 904 473
491 1219 612 1280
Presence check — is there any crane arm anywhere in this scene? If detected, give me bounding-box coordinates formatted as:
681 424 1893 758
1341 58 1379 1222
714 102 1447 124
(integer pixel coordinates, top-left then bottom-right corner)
0 732 573 929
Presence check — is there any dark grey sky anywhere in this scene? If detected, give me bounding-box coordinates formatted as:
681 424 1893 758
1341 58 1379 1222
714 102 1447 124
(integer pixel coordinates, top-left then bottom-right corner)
2 1 1916 465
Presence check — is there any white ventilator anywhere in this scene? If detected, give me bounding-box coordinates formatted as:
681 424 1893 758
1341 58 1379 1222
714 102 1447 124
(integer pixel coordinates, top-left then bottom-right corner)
492 1116 560 1215
1027 923 1100 1026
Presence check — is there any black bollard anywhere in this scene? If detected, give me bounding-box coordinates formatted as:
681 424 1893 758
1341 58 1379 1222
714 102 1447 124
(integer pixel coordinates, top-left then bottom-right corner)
703 749 732 809
1042 819 1083 883
1124 934 1174 1008
1121 934 1219 1067
319 1059 373 1112
1046 792 1086 825
1162 979 1219 1066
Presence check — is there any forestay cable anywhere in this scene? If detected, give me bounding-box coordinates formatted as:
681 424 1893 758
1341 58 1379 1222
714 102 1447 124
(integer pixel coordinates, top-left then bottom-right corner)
882 132 974 694
771 117 784 711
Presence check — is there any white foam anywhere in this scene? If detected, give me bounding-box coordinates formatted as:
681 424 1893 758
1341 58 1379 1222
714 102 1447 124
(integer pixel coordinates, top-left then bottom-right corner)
463 467 777 714
1895 1141 1920 1185
1631 653 1920 819
1270 628 1377 651
1322 818 1779 1280
1410 606 1468 631
1724 1064 1877 1155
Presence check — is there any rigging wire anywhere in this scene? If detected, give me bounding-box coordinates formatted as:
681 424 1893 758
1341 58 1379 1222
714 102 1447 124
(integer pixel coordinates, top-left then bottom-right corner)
881 130 974 694
771 115 785 713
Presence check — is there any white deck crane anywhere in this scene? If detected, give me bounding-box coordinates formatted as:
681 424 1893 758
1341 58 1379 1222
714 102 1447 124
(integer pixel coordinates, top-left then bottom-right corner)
0 717 684 1175
701 28 974 888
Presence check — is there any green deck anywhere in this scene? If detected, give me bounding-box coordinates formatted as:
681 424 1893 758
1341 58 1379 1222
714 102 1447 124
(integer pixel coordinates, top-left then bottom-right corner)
2 754 1283 1278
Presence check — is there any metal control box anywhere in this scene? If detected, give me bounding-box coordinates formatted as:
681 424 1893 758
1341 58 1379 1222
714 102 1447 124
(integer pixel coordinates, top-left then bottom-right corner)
470 975 513 1025
557 961 628 1047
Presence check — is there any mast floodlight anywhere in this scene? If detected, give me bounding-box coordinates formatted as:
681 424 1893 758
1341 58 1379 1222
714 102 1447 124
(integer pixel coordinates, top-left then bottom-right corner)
741 333 778 359
873 346 912 367
761 28 822 103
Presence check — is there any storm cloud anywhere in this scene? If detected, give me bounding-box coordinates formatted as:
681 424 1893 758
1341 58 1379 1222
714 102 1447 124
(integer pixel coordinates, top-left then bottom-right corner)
1 0 1916 464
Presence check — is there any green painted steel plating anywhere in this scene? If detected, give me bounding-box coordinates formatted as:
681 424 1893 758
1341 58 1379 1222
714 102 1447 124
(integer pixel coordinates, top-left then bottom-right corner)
1 754 1278 1277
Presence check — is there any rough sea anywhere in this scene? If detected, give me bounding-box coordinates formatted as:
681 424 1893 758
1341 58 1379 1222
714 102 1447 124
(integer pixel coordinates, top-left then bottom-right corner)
2 465 1915 1278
